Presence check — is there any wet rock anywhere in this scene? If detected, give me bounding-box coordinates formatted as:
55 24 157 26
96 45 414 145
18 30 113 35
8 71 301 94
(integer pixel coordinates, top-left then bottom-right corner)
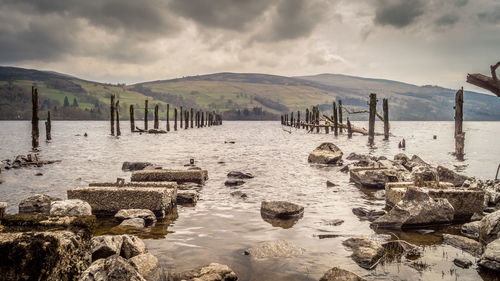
437 165 470 187
224 179 245 187
122 162 154 171
324 219 344 226
372 187 455 229
443 234 483 257
170 263 237 281
230 191 248 198
227 171 254 179
177 190 199 204
478 237 500 272
410 165 438 182
261 201 304 220
326 180 338 187
393 153 410 162
308 142 343 164
318 234 341 239
346 153 372 161
115 209 157 226
350 168 405 189
340 165 349 173
35 172 43 176
120 218 146 228
471 212 484 221
245 240 304 258
0 202 6 219
461 221 481 240
479 210 500 245
0 231 91 281
352 207 385 222
121 234 147 259
129 253 162 281
80 255 146 281
49 199 92 216
484 207 496 213
453 258 473 269
343 237 385 269
319 266 366 281
19 194 62 215
416 229 435 235
374 190 385 200
91 235 123 261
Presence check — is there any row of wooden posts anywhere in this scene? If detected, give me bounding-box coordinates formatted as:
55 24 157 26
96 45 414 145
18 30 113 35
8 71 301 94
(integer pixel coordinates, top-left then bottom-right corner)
109 94 223 136
280 94 390 145
31 87 51 149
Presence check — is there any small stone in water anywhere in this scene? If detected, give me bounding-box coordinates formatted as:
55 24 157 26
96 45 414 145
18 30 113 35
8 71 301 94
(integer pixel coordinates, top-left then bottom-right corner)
326 180 337 187
453 258 472 268
35 172 43 176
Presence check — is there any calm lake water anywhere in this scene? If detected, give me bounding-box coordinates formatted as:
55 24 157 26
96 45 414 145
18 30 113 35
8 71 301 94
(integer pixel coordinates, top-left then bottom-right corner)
0 121 499 281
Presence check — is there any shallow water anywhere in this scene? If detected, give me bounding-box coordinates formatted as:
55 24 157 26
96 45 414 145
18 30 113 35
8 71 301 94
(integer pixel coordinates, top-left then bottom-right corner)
0 120 499 281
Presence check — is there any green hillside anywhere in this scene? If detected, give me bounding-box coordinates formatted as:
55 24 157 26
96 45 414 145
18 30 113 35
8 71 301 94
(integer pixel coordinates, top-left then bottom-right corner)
0 66 499 121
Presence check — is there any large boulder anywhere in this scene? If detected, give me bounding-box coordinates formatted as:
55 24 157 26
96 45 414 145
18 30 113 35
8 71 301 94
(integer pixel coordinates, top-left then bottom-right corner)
319 266 366 281
18 194 62 214
443 234 483 257
372 187 455 229
478 238 500 272
121 235 147 259
129 253 162 281
50 199 92 216
91 235 124 261
115 209 157 226
261 201 304 220
169 263 237 281
122 162 153 171
308 142 343 164
479 210 500 245
79 255 146 281
437 166 470 187
342 237 385 269
245 240 304 259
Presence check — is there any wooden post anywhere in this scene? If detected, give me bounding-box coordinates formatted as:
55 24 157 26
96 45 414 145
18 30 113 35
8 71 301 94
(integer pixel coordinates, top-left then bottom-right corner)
368 93 377 145
333 101 338 136
45 110 51 141
144 100 148 130
154 104 159 129
116 100 121 136
110 94 115 136
316 107 320 133
185 111 189 129
281 115 284 125
325 125 329 134
129 105 135 132
180 106 183 128
297 111 300 128
190 108 194 128
201 112 204 127
455 88 464 160
174 108 178 131
166 104 170 132
305 108 309 130
196 111 200 128
347 117 352 138
290 112 293 127
383 98 389 140
338 100 343 133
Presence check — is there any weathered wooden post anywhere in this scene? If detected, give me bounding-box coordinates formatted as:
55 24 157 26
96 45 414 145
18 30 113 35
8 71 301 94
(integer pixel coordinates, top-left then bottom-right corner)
110 94 115 136
281 115 284 125
32 87 40 148
174 108 178 131
305 108 309 130
338 100 343 133
347 118 352 138
383 98 389 140
196 111 200 128
180 106 183 128
455 88 465 160
45 110 51 141
290 112 294 127
116 100 121 136
166 104 170 132
154 104 159 129
144 100 148 130
333 101 338 136
129 105 135 132
297 111 300 128
185 111 189 129
368 93 377 145
316 107 320 133
201 112 204 127
190 108 194 128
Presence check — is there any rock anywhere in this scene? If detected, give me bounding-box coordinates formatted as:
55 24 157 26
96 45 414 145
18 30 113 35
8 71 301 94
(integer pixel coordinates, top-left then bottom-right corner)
120 218 146 228
129 253 162 281
121 235 147 259
352 207 385 222
177 190 199 204
115 209 157 226
0 202 7 218
19 194 62 214
437 165 470 187
79 255 146 281
484 207 496 213
372 187 455 229
170 263 237 281
245 240 304 258
471 212 484 221
393 153 410 162
35 172 43 176
340 165 349 173
50 199 92 216
230 191 248 198
461 221 481 240
319 266 366 281
479 210 500 245
346 153 373 161
374 190 385 200
478 237 500 272
131 169 208 184
227 171 254 179
326 180 338 187
122 162 154 171
91 235 123 261
308 142 343 164
453 258 473 269
324 219 344 226
410 165 438 182
224 179 245 187
443 234 483 256
350 168 406 189
342 237 385 269
0 231 91 281
381 240 422 258
261 201 304 220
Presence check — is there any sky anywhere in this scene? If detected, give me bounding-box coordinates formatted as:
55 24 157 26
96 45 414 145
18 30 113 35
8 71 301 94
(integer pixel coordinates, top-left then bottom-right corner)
0 0 499 92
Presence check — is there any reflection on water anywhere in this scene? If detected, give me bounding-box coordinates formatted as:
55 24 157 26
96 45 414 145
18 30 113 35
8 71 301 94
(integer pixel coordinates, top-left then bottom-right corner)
0 121 499 281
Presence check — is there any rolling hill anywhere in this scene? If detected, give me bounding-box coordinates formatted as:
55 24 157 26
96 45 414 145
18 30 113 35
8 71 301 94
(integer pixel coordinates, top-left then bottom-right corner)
0 66 499 121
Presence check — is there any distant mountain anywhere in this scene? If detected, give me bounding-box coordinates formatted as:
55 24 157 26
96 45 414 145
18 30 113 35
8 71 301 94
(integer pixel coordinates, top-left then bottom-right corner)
0 66 499 121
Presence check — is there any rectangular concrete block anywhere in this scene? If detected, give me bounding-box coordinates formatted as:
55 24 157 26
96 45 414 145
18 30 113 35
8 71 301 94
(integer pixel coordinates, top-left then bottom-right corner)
131 169 208 184
89 181 177 189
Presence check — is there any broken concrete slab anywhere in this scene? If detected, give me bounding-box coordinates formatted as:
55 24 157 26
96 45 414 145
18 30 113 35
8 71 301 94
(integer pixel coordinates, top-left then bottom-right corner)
131 169 208 184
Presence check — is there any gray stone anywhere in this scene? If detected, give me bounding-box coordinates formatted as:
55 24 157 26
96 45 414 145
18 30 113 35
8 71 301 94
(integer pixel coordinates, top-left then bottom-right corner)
227 171 254 179
324 219 344 226
352 207 385 222
343 237 385 269
115 209 157 226
326 180 338 187
410 165 438 182
479 210 500 245
169 263 237 281
320 267 366 281
478 238 500 272
230 191 248 198
437 165 470 187
443 234 483 257
453 258 472 268
129 253 162 281
120 218 145 228
245 240 304 259
79 255 146 281
91 235 123 261
461 221 481 240
49 199 92 216
131 169 208 184
308 142 343 164
18 194 62 215
122 162 153 171
350 168 406 189
224 179 245 186
261 201 304 220
177 191 199 204
121 235 147 259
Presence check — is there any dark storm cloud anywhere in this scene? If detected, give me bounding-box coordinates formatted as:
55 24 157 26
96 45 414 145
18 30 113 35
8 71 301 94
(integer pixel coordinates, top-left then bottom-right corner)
374 0 426 28
435 14 459 26
478 6 500 24
454 0 469 7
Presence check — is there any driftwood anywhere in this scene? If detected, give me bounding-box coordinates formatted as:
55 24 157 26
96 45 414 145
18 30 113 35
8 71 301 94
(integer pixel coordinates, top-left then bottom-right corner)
343 107 385 122
322 115 386 136
466 61 500 97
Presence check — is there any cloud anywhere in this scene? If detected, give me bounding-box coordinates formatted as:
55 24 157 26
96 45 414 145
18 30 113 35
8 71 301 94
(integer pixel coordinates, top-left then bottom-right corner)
478 6 500 24
435 14 459 26
374 0 426 28
455 0 469 7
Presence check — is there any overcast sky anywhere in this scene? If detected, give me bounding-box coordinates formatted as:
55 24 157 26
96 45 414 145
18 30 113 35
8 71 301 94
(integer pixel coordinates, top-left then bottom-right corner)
0 0 498 92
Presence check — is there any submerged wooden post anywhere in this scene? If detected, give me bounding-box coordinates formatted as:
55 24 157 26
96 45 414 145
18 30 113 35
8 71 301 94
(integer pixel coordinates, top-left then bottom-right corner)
368 93 377 145
333 101 338 136
338 100 343 133
455 88 464 160
297 111 300 128
190 108 194 128
166 104 170 132
383 98 389 140
154 104 159 129
180 106 183 128
201 112 204 127
45 110 51 141
116 100 121 136
129 105 135 132
144 100 148 130
185 111 189 129
316 107 320 133
174 108 178 131
347 118 352 138
110 94 115 136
